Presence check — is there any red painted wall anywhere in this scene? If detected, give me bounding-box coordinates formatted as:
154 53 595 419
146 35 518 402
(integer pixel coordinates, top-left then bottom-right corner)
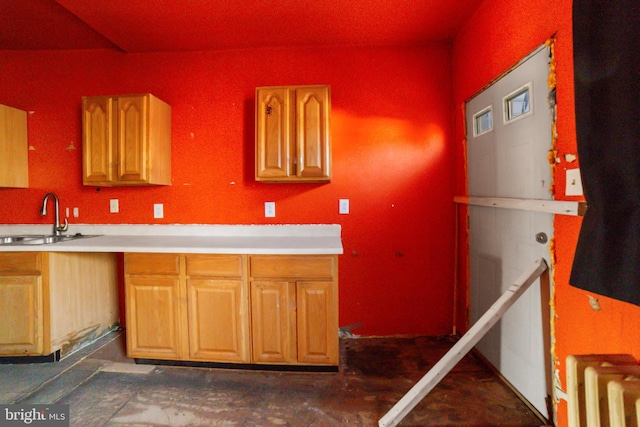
0 44 456 336
452 0 640 425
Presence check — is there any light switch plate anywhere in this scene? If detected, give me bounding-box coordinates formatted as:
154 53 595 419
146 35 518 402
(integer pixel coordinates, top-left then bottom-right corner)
265 202 276 218
154 203 164 219
339 199 350 214
110 199 119 213
565 168 583 196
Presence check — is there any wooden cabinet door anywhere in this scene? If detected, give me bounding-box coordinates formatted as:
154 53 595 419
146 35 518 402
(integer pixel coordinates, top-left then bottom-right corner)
250 280 296 363
0 104 28 188
82 96 114 185
116 95 148 183
125 276 183 360
187 279 249 362
0 275 43 354
297 280 338 365
295 86 331 180
256 87 292 180
256 85 331 182
83 94 170 186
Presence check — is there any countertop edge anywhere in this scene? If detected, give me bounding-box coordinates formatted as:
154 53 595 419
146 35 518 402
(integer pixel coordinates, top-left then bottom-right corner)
0 225 344 255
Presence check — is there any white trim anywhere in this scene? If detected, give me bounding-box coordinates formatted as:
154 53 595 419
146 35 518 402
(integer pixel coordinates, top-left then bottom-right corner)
454 196 586 216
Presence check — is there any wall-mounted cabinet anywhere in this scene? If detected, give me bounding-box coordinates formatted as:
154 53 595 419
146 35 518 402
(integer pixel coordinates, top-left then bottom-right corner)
256 85 331 182
124 253 338 368
82 93 171 187
0 103 28 188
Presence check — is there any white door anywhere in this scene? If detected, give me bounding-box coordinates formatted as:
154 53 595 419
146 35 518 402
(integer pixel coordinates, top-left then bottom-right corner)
466 45 553 419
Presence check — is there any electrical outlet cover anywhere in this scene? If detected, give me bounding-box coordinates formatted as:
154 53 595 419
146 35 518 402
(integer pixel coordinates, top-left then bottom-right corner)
154 203 164 219
339 199 350 214
110 199 119 213
265 202 276 218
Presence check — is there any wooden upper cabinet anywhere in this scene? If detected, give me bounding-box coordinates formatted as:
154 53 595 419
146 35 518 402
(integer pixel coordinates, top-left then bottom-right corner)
0 103 28 188
256 85 331 182
82 93 171 186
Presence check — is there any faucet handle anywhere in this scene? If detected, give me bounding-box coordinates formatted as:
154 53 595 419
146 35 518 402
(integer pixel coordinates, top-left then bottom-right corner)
56 217 69 233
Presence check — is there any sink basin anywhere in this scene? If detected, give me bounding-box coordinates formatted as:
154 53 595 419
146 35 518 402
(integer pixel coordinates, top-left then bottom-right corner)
0 235 44 244
0 234 100 245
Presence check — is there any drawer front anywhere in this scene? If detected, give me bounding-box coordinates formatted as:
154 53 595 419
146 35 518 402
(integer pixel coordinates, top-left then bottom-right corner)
185 254 244 278
125 253 180 275
0 252 41 275
250 255 335 279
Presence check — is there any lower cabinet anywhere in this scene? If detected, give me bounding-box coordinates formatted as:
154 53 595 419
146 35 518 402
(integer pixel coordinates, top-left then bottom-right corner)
124 253 338 367
125 253 250 363
0 274 43 354
186 254 249 362
250 255 338 366
0 252 118 358
126 274 183 360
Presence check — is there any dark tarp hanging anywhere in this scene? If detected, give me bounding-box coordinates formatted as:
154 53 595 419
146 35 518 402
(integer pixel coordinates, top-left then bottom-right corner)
570 0 640 305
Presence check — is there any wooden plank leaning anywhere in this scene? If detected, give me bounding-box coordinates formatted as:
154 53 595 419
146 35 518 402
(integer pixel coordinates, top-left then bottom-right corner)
378 258 549 427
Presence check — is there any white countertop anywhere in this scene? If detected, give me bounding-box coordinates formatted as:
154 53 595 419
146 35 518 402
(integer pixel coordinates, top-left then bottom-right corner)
0 224 343 255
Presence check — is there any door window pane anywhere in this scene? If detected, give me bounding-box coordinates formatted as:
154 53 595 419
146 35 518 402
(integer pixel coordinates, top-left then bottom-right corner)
505 84 532 122
473 107 492 136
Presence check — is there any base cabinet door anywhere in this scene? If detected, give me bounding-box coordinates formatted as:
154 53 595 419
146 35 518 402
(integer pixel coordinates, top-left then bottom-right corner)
187 278 249 362
125 276 183 360
297 280 338 365
250 280 297 364
250 279 338 366
0 275 43 354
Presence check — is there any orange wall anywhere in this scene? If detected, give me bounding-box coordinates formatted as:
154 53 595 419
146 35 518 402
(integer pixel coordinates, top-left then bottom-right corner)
0 44 456 336
452 0 640 425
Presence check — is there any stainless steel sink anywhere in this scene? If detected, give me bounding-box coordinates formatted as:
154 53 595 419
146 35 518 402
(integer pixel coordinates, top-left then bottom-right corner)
0 234 100 245
0 235 43 244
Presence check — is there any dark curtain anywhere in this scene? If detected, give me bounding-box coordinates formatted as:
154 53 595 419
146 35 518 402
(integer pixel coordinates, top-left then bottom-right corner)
570 0 640 305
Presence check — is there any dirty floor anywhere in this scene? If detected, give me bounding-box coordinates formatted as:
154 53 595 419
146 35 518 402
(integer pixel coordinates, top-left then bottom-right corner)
0 331 546 426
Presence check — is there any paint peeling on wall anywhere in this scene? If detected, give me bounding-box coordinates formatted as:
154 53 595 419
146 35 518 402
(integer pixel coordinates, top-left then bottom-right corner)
548 235 560 422
545 36 561 425
546 37 559 197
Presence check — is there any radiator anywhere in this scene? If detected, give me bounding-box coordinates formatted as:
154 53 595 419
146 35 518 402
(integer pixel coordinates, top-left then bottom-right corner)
567 354 640 427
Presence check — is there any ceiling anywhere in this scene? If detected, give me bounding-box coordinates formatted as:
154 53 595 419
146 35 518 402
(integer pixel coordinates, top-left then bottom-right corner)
1 0 483 53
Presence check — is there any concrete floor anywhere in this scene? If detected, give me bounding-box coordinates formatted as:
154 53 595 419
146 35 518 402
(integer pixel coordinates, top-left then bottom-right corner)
1 331 545 426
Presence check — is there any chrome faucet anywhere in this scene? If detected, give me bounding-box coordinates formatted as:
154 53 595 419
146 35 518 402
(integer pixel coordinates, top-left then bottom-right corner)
40 192 68 236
